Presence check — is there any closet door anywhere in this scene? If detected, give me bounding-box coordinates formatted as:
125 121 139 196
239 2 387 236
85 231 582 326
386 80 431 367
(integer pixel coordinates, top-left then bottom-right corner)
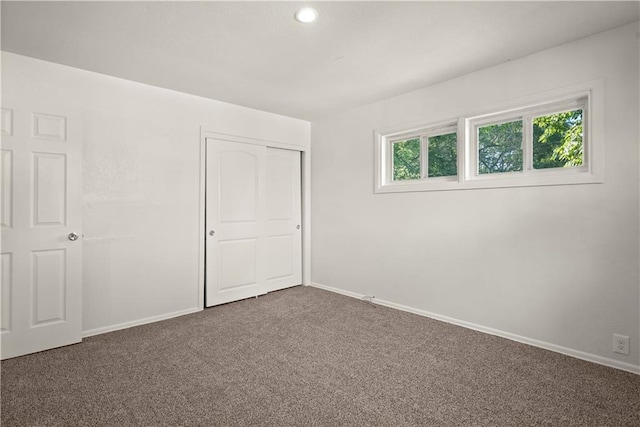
265 148 301 292
205 140 302 307
205 140 267 307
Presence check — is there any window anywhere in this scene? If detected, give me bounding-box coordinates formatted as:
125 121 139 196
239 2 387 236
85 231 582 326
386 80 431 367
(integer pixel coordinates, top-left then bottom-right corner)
375 83 602 193
392 137 420 181
468 97 586 179
532 109 583 170
427 132 457 178
477 119 523 174
389 126 458 183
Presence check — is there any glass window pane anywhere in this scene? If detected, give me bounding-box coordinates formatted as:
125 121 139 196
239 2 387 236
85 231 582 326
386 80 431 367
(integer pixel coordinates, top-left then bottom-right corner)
532 109 583 169
478 120 523 174
392 138 421 181
428 132 457 177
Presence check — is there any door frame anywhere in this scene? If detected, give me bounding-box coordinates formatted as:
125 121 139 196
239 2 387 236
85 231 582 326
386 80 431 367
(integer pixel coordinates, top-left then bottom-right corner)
197 128 310 310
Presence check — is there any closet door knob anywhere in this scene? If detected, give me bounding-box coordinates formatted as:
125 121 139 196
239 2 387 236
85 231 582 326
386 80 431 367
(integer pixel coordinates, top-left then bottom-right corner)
68 232 79 241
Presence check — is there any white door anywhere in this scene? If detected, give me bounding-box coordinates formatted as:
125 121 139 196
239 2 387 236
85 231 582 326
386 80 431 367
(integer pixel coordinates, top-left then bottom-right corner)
1 106 82 359
265 148 301 292
206 139 267 306
205 139 302 307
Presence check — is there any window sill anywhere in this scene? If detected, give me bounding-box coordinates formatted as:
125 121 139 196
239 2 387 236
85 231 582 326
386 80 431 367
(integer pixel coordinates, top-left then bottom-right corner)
375 170 603 194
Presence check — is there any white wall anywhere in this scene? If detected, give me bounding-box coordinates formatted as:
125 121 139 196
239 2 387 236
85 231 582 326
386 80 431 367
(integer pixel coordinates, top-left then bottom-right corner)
1 52 310 335
311 23 640 372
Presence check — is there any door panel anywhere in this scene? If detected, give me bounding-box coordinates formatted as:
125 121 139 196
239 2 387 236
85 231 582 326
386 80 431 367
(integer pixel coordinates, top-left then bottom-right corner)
1 105 82 359
265 148 301 292
33 152 67 226
1 150 12 228
219 239 258 290
31 249 66 325
219 151 259 223
206 140 267 306
1 253 12 331
266 155 294 220
266 235 294 279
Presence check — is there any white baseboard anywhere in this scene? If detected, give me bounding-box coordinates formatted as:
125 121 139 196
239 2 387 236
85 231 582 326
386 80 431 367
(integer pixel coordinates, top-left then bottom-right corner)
310 282 640 375
82 307 202 338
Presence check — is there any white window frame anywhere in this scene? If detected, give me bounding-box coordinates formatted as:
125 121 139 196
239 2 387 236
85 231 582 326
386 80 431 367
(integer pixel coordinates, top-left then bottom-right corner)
374 81 603 193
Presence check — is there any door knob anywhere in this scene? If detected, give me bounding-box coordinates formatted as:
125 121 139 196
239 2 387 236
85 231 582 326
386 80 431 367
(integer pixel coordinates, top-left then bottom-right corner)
296 225 301 230
209 230 215 236
68 232 79 241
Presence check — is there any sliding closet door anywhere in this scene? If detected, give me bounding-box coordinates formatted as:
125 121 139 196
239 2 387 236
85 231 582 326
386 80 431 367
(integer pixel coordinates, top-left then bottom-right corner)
205 140 267 307
265 148 301 292
205 140 302 307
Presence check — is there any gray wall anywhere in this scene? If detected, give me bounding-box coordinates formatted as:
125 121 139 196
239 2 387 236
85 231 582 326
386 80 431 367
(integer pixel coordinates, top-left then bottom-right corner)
2 52 310 335
310 23 640 371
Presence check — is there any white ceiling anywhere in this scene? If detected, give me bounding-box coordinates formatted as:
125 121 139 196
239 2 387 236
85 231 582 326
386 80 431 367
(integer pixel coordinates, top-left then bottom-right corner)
2 1 639 121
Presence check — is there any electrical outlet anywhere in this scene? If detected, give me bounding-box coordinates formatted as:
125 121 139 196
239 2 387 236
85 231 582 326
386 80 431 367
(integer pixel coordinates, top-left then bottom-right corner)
613 334 630 355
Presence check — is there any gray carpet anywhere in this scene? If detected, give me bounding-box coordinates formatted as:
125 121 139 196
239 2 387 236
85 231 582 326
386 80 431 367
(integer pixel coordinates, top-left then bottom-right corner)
1 285 639 426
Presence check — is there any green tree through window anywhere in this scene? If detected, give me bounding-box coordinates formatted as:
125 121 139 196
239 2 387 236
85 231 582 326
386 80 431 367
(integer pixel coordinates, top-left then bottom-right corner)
392 133 458 181
533 109 583 169
392 138 420 180
428 133 457 177
478 120 523 174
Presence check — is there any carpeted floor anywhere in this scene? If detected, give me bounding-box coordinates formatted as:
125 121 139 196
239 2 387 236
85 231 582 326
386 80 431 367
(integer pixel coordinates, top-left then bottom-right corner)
1 285 639 426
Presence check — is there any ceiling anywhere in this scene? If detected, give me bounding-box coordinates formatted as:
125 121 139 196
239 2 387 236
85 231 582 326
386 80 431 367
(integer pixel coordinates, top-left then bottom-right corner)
2 1 639 121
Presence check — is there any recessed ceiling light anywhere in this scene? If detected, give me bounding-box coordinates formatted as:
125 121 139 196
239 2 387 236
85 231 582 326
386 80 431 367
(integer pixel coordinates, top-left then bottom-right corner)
295 7 318 24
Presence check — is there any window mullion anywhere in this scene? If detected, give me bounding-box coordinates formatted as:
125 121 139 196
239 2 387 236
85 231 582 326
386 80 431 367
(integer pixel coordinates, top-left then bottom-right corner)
421 135 428 179
466 121 477 179
523 115 533 173
387 138 394 184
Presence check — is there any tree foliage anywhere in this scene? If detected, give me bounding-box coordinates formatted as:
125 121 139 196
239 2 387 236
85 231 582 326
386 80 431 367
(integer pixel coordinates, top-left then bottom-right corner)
392 134 457 181
428 133 457 177
392 138 420 180
478 120 523 174
533 110 583 168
